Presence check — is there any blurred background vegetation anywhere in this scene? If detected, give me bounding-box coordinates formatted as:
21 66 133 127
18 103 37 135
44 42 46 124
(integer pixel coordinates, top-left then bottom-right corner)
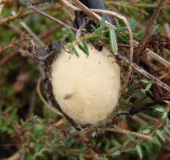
0 0 170 159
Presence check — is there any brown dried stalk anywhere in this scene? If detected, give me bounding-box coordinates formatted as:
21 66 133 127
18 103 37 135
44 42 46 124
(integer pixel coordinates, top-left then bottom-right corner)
105 126 153 141
134 0 165 60
0 4 61 25
0 33 30 54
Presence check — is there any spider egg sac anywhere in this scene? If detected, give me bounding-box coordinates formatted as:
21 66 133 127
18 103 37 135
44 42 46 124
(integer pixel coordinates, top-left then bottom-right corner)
51 43 120 127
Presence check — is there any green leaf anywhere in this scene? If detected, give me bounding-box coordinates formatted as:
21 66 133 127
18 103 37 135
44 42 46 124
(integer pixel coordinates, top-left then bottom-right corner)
164 126 170 136
104 141 110 152
71 46 79 58
114 18 120 28
127 134 135 141
136 144 143 159
66 28 76 43
112 140 121 147
137 30 145 36
79 156 86 160
153 137 161 146
155 107 166 113
156 129 165 141
141 79 149 84
94 14 106 34
91 25 97 32
86 35 107 41
162 112 167 119
109 26 118 55
78 43 89 56
142 129 150 134
82 40 89 54
129 17 136 32
115 26 127 33
151 24 159 35
112 150 121 156
123 139 130 147
145 83 152 91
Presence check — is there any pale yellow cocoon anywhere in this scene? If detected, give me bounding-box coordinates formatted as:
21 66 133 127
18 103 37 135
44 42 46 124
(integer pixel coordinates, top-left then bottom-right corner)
51 44 120 125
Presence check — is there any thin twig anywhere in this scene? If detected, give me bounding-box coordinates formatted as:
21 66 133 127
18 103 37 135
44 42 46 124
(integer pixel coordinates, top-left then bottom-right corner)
0 33 30 54
0 4 61 25
129 115 147 124
37 77 63 117
105 126 153 141
27 3 77 32
11 11 45 47
138 113 158 123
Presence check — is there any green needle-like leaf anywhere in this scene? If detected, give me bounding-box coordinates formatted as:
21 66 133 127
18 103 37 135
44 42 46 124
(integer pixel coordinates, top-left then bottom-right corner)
78 42 89 56
72 46 79 58
156 129 165 141
109 26 118 55
66 28 76 43
136 144 143 159
94 14 106 34
82 40 89 54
